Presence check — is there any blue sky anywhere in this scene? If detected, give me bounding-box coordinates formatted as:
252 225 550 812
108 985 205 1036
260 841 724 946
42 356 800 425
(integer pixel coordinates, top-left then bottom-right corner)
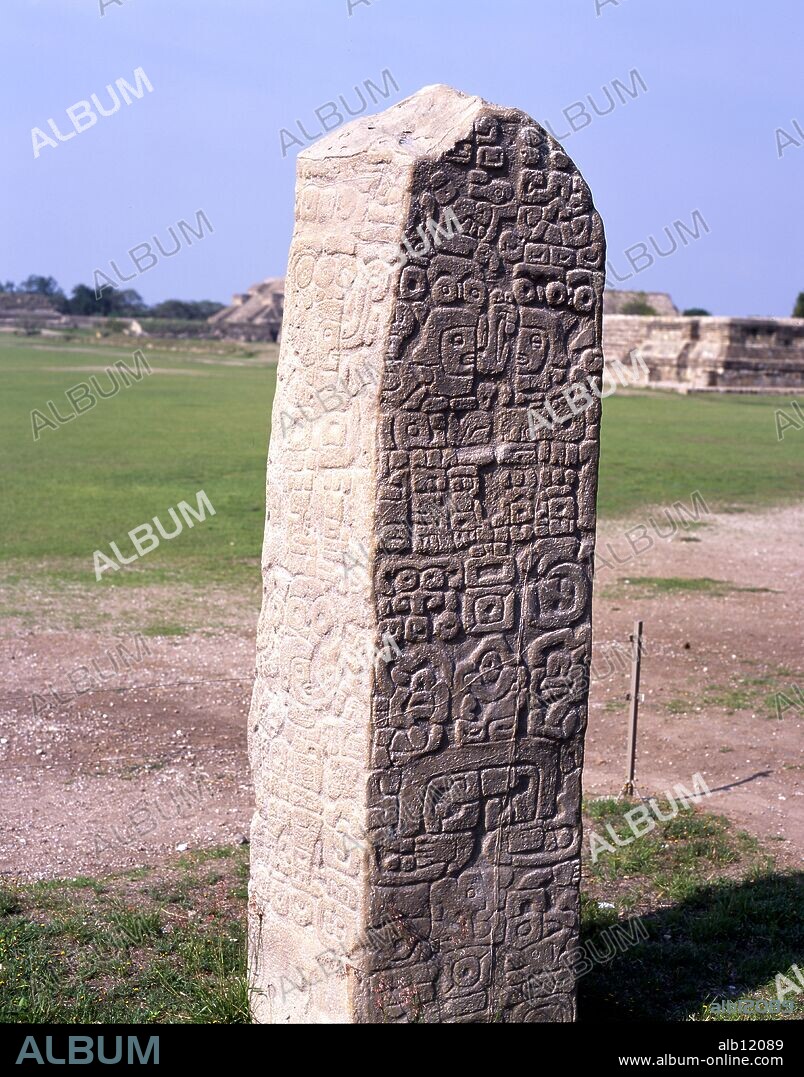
3 0 801 315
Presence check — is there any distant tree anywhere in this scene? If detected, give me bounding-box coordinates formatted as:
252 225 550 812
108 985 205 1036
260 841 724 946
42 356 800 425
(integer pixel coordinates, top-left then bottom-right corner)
621 298 658 316
8 279 228 320
793 293 804 319
683 307 711 316
65 284 98 315
113 289 147 315
19 274 62 297
18 274 68 312
64 284 146 316
150 299 190 320
150 298 224 320
194 300 225 319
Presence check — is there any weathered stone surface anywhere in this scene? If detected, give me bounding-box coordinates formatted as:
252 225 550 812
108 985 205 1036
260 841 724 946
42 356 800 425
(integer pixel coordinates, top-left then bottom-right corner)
604 315 804 391
248 84 605 1023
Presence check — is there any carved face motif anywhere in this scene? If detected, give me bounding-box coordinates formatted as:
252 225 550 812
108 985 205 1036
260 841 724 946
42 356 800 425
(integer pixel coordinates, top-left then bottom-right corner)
516 326 550 371
440 324 476 376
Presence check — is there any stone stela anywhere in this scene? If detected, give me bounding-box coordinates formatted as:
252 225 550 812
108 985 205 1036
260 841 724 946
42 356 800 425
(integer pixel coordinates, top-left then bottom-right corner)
248 84 606 1024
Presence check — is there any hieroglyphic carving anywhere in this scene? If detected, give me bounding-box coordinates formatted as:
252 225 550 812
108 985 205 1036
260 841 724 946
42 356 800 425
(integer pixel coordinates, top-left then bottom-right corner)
249 85 604 1024
248 144 408 1024
364 104 604 1024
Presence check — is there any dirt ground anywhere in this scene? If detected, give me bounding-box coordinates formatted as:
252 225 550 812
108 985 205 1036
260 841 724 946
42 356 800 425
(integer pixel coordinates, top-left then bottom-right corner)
1 504 801 880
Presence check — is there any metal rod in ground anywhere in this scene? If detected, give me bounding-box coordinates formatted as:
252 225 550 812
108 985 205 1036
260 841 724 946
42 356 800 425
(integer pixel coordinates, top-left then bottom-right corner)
622 619 644 797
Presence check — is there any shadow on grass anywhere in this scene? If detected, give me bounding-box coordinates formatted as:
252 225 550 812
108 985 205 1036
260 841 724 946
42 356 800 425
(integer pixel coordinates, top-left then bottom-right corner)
579 871 804 1021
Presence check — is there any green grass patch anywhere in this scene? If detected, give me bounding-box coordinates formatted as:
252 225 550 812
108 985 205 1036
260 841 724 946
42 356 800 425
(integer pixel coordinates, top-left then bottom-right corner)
0 338 276 589
580 799 803 1021
142 622 189 637
0 846 249 1024
661 669 798 719
584 797 760 900
597 390 803 518
606 576 774 599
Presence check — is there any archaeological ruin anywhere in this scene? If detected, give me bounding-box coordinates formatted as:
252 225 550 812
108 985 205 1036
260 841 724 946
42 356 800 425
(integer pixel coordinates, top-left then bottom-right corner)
248 84 605 1023
603 313 804 392
208 278 285 342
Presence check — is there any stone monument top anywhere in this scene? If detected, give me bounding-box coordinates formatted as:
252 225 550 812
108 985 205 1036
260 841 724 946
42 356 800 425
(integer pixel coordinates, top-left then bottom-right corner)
299 84 488 164
249 83 605 1023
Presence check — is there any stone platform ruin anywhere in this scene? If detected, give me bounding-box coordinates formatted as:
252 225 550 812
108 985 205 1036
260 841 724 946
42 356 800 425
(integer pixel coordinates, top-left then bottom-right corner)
603 314 804 392
248 84 605 1023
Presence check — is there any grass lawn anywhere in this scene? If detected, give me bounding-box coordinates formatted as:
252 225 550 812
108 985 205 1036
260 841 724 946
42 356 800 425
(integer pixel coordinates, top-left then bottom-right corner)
0 336 276 589
0 335 801 593
0 847 249 1024
597 390 803 518
580 799 804 1021
1 806 800 1023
